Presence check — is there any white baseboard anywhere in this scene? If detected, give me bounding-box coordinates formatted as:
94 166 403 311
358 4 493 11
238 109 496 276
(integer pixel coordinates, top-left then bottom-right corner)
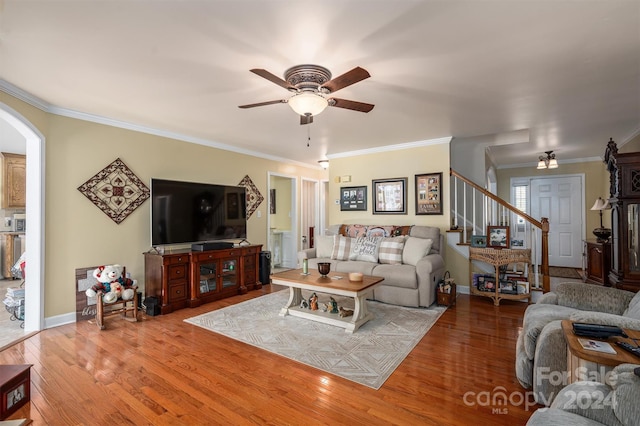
44 312 76 329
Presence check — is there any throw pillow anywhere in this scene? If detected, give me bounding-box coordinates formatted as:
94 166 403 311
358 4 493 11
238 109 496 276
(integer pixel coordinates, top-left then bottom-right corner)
402 237 433 266
366 226 395 238
349 236 382 263
378 236 406 265
331 235 353 261
624 290 640 320
316 235 334 258
343 224 368 238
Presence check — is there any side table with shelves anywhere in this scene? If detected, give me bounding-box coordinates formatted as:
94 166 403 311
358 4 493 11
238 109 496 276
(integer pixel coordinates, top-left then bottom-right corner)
469 247 532 306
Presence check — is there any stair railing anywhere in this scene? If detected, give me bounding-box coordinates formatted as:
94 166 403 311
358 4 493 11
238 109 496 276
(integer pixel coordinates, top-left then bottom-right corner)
450 169 550 292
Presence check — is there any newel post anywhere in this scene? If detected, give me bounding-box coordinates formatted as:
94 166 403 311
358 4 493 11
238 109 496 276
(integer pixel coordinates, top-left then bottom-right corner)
541 217 550 292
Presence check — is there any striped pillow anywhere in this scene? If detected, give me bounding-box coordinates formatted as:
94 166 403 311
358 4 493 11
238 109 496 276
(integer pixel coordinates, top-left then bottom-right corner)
331 235 353 261
378 236 406 264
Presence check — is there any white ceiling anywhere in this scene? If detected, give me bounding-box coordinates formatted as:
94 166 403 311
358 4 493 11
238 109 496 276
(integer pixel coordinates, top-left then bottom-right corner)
0 1 638 168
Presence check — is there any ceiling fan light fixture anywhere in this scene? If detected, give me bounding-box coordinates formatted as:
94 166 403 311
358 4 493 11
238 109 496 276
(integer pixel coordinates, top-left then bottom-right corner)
288 92 328 116
318 160 329 169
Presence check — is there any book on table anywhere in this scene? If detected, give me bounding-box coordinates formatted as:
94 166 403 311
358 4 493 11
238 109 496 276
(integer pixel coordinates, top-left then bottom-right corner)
577 338 617 354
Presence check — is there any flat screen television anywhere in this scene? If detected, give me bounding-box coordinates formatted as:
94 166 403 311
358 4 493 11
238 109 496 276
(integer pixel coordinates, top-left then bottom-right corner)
151 178 247 246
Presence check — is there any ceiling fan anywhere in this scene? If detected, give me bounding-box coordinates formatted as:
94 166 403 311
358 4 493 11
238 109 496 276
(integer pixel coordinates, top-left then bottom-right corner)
238 64 374 125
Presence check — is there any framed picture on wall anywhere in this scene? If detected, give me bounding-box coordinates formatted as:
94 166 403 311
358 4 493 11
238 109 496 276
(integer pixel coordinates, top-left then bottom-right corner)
373 178 408 214
340 186 367 211
415 172 443 215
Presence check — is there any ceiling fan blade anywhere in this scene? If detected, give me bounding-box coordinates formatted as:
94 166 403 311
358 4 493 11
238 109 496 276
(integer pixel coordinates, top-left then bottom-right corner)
250 69 296 91
238 99 287 109
300 114 313 125
321 67 370 93
329 98 375 113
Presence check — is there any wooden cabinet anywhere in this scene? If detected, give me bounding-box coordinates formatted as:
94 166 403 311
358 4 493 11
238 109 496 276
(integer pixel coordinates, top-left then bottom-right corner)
607 145 640 292
1 153 26 209
189 249 240 307
144 251 190 315
585 240 611 285
144 245 262 314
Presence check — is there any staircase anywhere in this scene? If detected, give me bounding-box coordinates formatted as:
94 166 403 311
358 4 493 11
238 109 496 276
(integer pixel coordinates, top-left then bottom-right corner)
449 169 551 292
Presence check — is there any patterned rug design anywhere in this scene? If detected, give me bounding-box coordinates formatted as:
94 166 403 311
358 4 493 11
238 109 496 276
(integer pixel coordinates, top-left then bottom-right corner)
185 290 446 389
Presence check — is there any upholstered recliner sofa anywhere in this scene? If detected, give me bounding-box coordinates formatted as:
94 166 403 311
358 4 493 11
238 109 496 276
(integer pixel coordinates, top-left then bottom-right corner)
527 363 640 426
516 282 640 405
297 224 445 307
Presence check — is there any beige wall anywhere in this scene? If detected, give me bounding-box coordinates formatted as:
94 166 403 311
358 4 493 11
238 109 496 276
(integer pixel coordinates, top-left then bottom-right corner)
269 175 292 230
328 143 450 230
497 160 609 232
1 92 324 319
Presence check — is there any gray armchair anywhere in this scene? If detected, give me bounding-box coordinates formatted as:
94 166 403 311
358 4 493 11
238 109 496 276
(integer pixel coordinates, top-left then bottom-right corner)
526 363 640 426
516 282 640 405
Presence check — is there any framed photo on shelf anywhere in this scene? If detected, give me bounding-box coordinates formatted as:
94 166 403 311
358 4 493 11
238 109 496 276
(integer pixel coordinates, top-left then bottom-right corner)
499 280 518 294
488 226 510 249
415 172 443 215
340 186 367 211
511 239 524 247
477 274 496 292
470 235 487 248
373 177 408 214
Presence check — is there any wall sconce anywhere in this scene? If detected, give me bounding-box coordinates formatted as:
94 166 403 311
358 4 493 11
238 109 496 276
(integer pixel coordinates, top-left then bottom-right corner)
537 151 558 169
590 196 612 242
318 160 329 169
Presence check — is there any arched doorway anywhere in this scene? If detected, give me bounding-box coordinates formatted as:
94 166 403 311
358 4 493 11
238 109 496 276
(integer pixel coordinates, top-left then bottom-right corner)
0 102 45 334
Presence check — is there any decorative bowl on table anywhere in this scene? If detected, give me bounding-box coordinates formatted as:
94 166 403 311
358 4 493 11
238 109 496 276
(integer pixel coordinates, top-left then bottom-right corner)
317 262 331 277
348 272 363 282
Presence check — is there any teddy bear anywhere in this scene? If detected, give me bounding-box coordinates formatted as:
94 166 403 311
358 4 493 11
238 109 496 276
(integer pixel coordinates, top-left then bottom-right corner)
85 264 136 303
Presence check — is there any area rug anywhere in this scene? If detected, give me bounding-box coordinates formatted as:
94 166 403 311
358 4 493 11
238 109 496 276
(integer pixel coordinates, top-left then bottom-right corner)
548 266 582 279
184 290 446 389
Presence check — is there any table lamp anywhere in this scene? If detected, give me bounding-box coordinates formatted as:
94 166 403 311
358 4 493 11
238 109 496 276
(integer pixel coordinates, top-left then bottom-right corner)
591 197 612 242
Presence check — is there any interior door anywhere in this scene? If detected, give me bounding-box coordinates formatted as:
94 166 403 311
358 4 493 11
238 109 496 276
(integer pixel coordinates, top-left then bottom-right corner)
301 179 318 250
530 175 584 267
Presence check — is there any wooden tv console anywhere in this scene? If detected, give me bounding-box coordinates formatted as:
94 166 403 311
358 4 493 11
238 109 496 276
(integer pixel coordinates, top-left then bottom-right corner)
144 244 263 314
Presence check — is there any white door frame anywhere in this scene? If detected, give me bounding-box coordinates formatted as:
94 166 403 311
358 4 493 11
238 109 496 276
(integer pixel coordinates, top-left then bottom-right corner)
267 172 298 269
0 102 45 333
511 173 585 267
300 178 319 249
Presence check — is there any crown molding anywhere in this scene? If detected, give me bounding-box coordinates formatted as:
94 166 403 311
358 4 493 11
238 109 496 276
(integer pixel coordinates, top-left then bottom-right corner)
326 136 452 159
1 79 320 170
0 79 50 111
498 156 602 170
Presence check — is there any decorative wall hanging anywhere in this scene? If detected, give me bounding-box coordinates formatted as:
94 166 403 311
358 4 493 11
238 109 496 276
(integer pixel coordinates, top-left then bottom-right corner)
415 172 443 215
77 158 150 224
340 186 367 211
238 175 264 218
373 177 407 215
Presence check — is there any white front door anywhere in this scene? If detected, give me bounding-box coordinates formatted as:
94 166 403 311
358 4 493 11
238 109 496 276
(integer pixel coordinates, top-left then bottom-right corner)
531 175 584 267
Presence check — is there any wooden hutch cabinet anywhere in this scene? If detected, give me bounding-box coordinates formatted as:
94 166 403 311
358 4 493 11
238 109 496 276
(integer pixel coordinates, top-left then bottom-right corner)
607 141 640 292
144 244 263 314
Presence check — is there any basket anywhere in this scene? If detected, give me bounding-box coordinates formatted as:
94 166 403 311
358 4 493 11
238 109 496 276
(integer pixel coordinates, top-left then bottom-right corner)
437 271 456 307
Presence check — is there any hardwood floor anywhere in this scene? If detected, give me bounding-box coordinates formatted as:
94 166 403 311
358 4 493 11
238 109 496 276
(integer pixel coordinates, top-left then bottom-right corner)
0 285 540 425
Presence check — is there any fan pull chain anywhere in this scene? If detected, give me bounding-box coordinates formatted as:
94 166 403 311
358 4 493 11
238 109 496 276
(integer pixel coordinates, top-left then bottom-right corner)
307 124 311 147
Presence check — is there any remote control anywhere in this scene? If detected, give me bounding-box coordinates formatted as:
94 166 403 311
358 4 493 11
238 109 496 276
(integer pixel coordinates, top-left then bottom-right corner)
616 341 640 358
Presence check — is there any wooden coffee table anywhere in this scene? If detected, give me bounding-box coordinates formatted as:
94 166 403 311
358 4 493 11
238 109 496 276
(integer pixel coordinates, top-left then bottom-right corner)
271 268 384 333
562 320 640 384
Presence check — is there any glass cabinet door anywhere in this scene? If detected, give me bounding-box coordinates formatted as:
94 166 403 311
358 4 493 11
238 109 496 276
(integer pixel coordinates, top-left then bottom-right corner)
221 259 237 289
199 262 218 294
628 203 640 272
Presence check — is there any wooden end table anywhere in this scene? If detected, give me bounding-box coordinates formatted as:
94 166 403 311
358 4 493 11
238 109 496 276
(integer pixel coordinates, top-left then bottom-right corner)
562 320 640 384
271 268 384 333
